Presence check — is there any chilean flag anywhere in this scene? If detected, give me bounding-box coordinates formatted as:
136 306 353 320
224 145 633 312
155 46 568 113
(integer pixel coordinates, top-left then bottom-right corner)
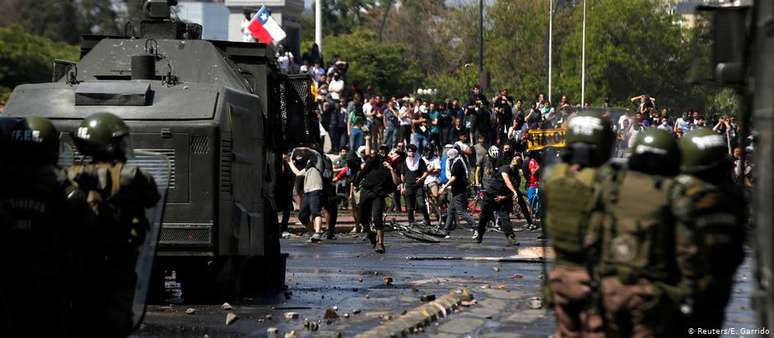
247 6 287 45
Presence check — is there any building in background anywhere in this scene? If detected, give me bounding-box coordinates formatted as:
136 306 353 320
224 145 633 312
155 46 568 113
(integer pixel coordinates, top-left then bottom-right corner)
176 1 230 40
225 0 303 56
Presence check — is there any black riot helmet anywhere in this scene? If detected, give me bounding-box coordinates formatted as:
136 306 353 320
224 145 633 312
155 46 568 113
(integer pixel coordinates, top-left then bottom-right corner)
628 128 681 177
562 111 614 168
72 112 132 162
6 116 61 165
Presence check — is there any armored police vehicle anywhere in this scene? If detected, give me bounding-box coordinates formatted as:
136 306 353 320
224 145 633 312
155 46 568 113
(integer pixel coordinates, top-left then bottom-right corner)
2 0 317 300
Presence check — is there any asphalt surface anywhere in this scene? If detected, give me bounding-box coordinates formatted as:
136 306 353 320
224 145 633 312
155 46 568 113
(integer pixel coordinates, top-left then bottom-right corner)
132 213 757 338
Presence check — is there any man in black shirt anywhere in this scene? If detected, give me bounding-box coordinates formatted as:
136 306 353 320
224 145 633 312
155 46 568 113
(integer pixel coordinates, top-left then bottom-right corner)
475 157 523 244
400 144 430 226
493 89 514 144
354 145 400 253
439 148 476 236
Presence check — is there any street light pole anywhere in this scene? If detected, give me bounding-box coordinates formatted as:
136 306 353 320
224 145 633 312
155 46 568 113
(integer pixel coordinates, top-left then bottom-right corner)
479 0 485 89
581 0 586 106
315 0 323 53
548 0 553 103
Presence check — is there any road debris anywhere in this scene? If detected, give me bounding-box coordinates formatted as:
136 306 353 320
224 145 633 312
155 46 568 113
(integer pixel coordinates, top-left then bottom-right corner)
267 327 279 336
225 312 238 325
284 330 298 338
420 294 436 302
529 297 543 309
405 255 548 263
324 308 340 320
221 302 232 311
284 312 299 320
383 276 394 285
185 308 196 315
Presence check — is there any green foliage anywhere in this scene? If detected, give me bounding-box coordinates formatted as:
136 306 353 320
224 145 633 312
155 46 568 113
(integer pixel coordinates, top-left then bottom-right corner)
556 0 690 108
4 0 125 44
0 26 80 101
323 28 422 97
707 88 740 117
303 0 723 113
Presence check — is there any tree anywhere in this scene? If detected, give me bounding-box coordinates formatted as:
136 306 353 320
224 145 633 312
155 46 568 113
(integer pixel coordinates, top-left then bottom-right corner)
3 0 126 44
0 26 80 103
323 28 422 97
556 0 689 108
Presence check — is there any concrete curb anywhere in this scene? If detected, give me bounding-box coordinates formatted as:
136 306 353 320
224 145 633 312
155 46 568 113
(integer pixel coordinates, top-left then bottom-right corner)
354 288 474 338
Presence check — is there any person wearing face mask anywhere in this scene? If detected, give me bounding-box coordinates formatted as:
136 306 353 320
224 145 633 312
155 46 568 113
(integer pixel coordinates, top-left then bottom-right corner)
354 145 401 253
439 148 476 237
400 144 431 227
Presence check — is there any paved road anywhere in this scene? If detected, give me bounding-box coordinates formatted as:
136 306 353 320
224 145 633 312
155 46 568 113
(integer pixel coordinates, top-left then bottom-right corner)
133 214 756 338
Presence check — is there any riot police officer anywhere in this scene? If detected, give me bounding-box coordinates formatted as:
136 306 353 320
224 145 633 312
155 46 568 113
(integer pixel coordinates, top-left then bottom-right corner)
0 117 75 337
672 128 745 335
543 111 613 338
586 128 685 337
67 112 160 337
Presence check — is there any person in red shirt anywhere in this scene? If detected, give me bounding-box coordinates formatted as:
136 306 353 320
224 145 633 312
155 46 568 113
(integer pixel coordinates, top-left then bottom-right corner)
527 156 542 222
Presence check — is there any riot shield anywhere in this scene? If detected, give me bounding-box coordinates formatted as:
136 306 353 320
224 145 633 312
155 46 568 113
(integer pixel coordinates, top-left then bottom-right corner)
128 150 171 330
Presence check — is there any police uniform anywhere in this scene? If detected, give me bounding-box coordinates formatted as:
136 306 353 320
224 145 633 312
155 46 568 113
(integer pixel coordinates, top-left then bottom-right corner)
672 129 746 335
543 112 614 338
586 128 687 338
67 113 160 338
0 117 76 337
543 162 600 338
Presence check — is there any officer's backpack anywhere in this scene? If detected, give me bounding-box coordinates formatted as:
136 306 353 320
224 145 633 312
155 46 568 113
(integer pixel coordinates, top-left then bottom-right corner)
543 163 597 264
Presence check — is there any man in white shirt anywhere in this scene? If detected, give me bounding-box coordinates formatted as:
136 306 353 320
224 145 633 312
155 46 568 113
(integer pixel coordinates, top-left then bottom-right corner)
328 73 344 101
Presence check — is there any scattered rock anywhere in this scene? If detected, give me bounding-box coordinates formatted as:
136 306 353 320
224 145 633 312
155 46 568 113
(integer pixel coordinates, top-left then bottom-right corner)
400 310 407 315
333 332 342 338
267 327 279 336
480 284 490 289
309 322 320 331
257 318 264 323
343 313 350 318
324 308 340 320
512 274 524 279
221 302 233 310
225 312 238 325
493 266 501 272
459 288 474 301
365 294 370 299
284 312 299 320
358 278 363 283
529 297 543 309
420 294 436 302
384 276 394 285
204 334 209 338
381 314 393 321
284 330 298 338
461 300 478 307
265 314 273 320
352 287 359 292
353 309 362 314
333 306 338 311
496 284 507 289
185 308 196 315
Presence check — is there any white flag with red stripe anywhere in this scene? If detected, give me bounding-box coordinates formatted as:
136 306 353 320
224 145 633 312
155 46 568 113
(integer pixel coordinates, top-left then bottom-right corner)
247 6 286 45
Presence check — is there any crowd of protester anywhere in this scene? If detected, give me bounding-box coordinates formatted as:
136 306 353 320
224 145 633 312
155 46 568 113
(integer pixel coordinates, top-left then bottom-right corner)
279 48 754 249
